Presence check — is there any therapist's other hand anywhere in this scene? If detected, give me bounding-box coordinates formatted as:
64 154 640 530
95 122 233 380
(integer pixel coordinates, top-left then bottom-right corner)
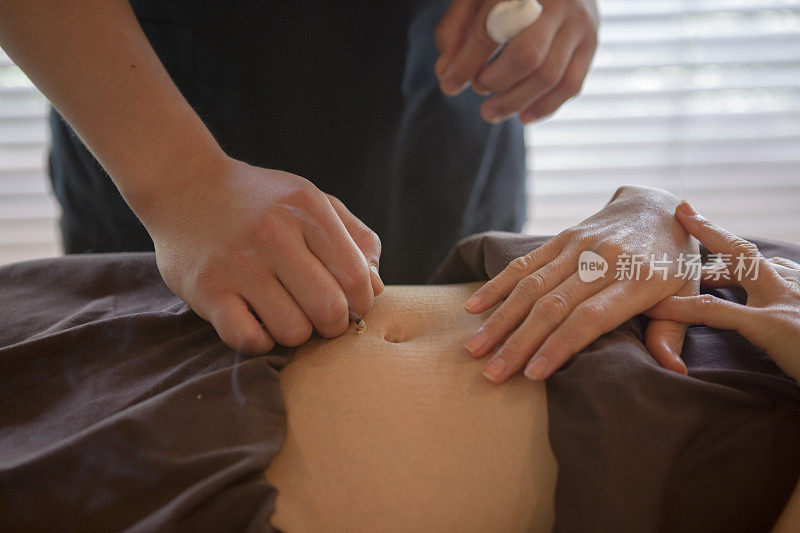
646 203 800 382
434 0 598 123
150 155 383 355
464 185 696 383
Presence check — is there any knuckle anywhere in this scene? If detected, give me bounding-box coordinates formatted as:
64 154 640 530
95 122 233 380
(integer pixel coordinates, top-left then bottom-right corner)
586 31 599 50
357 226 382 254
512 46 545 72
485 306 514 331
253 210 290 244
557 226 580 242
315 295 349 337
366 226 382 247
325 193 348 217
578 302 606 323
535 292 571 321
571 7 594 28
560 73 584 97
232 326 270 354
190 262 225 296
575 303 608 334
480 279 506 303
287 184 323 211
277 323 313 347
340 262 371 293
571 8 588 25
594 238 624 262
696 218 717 234
535 65 561 88
500 335 529 359
730 238 760 258
508 255 534 275
518 272 547 295
694 294 717 312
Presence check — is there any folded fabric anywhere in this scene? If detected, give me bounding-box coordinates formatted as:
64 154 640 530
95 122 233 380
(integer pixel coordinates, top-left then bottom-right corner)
0 253 287 532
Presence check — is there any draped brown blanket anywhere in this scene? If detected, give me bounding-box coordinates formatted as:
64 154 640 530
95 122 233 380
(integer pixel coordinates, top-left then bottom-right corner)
1 233 799 531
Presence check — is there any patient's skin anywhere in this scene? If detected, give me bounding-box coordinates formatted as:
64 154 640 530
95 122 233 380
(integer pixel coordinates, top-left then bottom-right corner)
265 283 556 532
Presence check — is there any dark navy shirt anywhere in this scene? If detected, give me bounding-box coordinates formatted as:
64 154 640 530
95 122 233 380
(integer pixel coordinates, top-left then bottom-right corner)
48 0 527 283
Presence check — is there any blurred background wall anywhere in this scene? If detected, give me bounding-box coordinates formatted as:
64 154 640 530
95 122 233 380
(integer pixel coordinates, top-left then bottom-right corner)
1 0 799 265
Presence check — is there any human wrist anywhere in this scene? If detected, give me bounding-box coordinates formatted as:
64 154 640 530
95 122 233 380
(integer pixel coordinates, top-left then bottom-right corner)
123 132 230 233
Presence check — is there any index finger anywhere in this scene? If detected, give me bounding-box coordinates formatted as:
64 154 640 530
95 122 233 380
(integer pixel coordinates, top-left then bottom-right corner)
464 239 561 313
303 200 375 317
523 280 662 380
439 0 506 95
326 194 384 296
675 202 780 291
435 0 482 76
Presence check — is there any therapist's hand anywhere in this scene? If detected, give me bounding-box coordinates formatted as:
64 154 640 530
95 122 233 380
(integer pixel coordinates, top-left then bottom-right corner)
464 185 697 383
435 0 598 123
646 203 800 382
149 155 383 355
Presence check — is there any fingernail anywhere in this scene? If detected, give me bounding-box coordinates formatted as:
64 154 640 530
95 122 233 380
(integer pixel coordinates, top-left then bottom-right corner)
673 352 688 375
483 106 503 124
464 294 483 312
660 340 688 375
465 328 489 357
437 54 456 79
441 78 467 96
442 60 456 79
472 81 491 96
677 202 697 217
524 356 549 380
482 357 506 383
369 264 384 295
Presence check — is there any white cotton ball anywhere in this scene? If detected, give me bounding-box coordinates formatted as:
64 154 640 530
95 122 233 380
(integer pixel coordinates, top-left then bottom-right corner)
486 0 543 44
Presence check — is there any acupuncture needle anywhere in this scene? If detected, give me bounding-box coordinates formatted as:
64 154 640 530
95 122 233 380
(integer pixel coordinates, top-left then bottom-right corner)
349 309 366 335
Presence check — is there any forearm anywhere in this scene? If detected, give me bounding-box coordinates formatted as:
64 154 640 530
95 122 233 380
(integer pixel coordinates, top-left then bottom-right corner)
0 0 224 227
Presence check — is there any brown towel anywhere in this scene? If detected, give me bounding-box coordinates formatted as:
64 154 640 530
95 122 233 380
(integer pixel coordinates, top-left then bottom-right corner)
0 253 287 532
431 232 800 532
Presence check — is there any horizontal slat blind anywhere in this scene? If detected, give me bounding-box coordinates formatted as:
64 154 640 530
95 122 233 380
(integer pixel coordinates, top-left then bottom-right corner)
1 0 799 265
524 0 800 245
0 47 58 265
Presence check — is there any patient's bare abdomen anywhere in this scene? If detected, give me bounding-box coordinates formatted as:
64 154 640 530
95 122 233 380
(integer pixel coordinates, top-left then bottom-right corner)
266 284 556 532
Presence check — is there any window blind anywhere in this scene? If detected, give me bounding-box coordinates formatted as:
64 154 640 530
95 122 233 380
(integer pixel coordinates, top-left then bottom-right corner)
1 0 799 265
524 0 800 244
0 47 57 265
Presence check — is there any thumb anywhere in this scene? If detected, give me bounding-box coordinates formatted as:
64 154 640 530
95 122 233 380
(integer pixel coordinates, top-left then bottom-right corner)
644 318 688 375
645 292 754 372
326 194 384 297
434 0 481 78
644 278 700 375
646 294 750 331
